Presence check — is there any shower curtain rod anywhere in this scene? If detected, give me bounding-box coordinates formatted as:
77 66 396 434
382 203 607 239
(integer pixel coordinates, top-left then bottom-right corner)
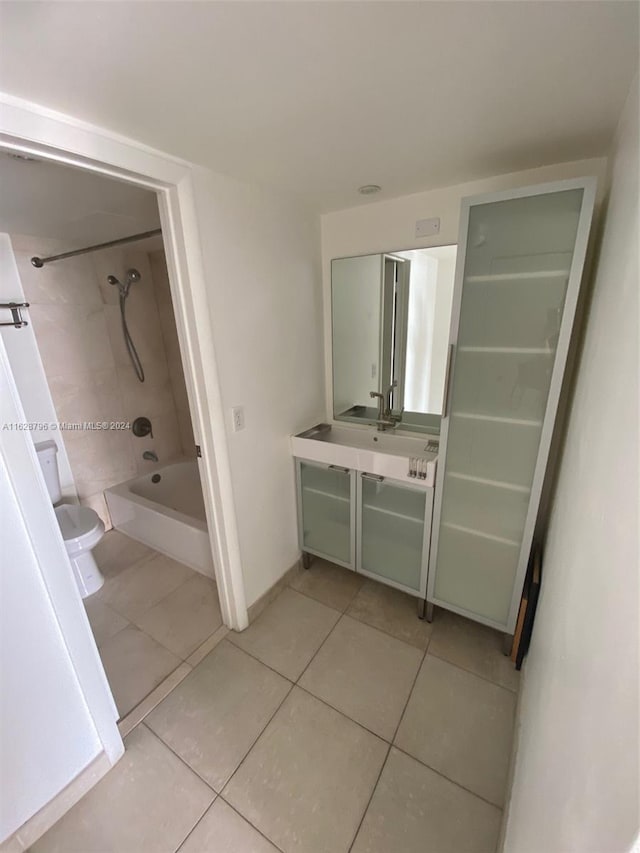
30 228 162 268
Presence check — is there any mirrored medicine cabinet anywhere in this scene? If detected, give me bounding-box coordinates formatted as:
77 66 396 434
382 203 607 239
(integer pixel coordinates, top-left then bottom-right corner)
331 245 457 434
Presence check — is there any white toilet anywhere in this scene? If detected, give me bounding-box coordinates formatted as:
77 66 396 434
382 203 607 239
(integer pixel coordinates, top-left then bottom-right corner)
35 440 106 598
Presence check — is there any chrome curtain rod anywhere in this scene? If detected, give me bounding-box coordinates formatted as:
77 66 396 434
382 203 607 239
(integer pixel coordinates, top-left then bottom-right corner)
30 228 162 268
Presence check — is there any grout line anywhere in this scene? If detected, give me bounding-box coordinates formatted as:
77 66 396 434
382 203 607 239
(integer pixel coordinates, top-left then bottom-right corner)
391 743 505 812
285 566 364 614
347 744 392 852
283 582 352 615
223 637 299 684
340 610 430 654
344 608 432 653
219 681 296 796
293 682 389 744
425 649 520 695
218 797 287 853
173 796 218 853
294 611 344 684
138 722 222 805
117 659 192 731
390 633 431 745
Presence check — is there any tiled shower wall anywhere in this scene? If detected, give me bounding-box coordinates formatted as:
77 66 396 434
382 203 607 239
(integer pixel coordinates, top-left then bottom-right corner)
11 234 195 529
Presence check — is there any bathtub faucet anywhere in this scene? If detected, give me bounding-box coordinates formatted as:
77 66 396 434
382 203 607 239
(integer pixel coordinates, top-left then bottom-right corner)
143 451 158 462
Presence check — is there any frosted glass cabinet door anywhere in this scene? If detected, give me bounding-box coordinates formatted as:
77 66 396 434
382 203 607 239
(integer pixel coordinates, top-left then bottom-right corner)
358 474 429 595
298 461 354 568
430 180 595 631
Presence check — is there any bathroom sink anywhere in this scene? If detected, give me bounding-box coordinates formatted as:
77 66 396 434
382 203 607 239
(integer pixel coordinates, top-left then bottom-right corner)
291 423 438 487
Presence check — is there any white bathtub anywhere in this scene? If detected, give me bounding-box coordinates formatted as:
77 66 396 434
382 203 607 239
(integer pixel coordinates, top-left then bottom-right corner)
105 460 214 578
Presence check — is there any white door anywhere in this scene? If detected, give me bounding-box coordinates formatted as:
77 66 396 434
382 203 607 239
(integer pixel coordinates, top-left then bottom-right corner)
0 335 122 842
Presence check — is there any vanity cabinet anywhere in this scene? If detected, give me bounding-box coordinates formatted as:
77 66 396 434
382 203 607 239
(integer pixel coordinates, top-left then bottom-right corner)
296 460 356 569
357 473 433 596
295 458 433 599
428 177 597 635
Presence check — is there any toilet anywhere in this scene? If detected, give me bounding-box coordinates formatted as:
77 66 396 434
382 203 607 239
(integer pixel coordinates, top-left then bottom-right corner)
35 440 105 598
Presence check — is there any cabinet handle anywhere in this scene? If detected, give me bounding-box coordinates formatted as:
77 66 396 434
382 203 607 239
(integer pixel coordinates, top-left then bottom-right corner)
329 464 350 474
442 343 455 418
361 472 385 482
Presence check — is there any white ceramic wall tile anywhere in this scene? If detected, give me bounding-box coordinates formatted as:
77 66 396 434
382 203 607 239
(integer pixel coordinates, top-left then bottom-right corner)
28 303 115 378
11 235 197 506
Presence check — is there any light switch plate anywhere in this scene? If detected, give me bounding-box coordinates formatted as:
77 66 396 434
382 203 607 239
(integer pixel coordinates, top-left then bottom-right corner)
415 217 441 238
231 406 245 432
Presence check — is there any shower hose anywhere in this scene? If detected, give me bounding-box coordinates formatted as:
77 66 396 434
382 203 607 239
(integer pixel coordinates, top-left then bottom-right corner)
119 292 145 382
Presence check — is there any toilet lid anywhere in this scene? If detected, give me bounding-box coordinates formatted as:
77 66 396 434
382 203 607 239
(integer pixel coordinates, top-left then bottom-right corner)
55 504 102 544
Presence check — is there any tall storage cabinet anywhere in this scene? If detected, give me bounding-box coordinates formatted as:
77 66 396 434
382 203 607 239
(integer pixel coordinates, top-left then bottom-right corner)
428 178 597 634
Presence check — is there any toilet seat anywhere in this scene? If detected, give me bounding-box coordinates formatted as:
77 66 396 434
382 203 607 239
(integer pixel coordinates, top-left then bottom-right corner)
54 504 104 555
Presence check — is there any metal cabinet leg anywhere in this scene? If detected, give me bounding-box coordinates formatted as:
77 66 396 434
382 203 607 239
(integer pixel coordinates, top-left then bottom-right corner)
302 552 312 570
417 598 426 620
425 601 434 623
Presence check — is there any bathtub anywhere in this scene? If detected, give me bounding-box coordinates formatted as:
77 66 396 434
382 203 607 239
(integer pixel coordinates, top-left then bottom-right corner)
105 460 215 579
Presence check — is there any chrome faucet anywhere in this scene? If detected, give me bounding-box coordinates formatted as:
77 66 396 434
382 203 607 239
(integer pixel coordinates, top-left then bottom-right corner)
370 385 402 431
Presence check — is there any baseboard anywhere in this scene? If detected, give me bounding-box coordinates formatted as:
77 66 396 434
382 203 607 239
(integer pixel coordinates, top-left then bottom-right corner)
1 751 113 852
497 657 527 852
246 558 302 625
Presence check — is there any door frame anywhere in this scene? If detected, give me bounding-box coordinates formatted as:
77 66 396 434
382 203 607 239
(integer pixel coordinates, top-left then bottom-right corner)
0 91 249 746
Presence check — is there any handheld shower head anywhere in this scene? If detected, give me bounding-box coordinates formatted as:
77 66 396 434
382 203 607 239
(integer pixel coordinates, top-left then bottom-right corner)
107 274 120 286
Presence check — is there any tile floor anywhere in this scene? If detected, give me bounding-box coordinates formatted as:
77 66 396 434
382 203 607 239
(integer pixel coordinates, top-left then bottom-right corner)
34 555 519 853
85 530 223 718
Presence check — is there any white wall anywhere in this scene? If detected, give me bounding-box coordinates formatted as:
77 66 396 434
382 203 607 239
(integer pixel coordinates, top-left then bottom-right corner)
0 235 76 498
190 168 325 606
503 74 639 853
320 157 609 420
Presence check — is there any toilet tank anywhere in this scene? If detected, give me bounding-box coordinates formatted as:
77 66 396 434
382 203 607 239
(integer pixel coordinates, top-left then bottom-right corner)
34 439 62 503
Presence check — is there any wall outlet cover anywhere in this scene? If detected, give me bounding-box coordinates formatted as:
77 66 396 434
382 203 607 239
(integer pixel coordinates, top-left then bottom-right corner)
231 405 245 432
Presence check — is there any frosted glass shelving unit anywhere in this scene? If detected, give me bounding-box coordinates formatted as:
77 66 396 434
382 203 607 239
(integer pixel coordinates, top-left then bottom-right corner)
428 177 597 635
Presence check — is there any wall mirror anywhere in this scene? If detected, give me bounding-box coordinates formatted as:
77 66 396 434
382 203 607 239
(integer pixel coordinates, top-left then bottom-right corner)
331 245 457 434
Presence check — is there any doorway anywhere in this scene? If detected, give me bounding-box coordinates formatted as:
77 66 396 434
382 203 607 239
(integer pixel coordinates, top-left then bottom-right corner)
0 99 248 767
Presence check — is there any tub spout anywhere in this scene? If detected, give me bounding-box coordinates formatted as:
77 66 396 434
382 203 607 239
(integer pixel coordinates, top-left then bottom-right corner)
143 450 158 462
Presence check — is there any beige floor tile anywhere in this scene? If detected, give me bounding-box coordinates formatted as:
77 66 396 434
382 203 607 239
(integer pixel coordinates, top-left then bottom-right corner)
99 625 182 717
102 551 194 621
31 725 214 853
299 616 423 740
429 607 520 691
133 573 222 658
83 596 129 647
346 580 433 650
224 687 388 853
92 529 155 578
289 558 364 612
351 747 501 853
118 663 192 739
146 640 291 791
395 655 516 806
179 799 279 853
228 588 340 680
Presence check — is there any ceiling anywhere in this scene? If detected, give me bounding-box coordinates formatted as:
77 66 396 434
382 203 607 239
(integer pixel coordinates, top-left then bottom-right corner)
0 2 637 212
0 153 160 246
